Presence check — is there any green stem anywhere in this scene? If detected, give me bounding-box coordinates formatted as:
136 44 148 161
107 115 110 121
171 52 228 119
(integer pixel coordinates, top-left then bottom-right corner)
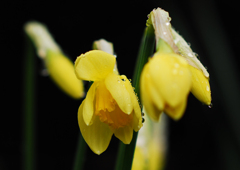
115 25 155 170
72 82 93 170
72 133 87 170
22 35 36 170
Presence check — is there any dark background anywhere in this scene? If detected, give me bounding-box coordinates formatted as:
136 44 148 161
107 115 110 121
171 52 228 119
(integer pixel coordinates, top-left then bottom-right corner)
1 0 240 169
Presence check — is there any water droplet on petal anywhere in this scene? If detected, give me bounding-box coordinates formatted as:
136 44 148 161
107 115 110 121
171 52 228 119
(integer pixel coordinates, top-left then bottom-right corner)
174 63 179 68
206 86 210 91
208 103 213 108
188 53 193 57
163 32 167 35
172 69 178 75
166 22 170 26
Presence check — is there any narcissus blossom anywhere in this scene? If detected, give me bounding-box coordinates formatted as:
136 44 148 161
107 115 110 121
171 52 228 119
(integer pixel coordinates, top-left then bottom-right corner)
24 21 84 99
75 50 142 154
140 52 191 121
45 50 84 99
140 8 212 121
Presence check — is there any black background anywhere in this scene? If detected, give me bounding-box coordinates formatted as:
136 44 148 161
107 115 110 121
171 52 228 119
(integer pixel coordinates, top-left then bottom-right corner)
1 0 240 169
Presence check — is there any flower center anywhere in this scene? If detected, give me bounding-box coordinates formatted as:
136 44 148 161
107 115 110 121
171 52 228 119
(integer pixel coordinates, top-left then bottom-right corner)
95 81 133 129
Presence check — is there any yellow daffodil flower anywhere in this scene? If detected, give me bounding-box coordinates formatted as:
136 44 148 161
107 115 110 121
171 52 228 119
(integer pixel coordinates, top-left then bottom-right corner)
140 8 212 121
24 21 84 99
45 50 84 99
74 50 142 154
140 52 191 121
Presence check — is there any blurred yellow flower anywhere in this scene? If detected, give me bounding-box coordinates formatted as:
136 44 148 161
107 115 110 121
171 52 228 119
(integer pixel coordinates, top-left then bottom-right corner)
140 52 191 121
24 21 84 99
45 50 84 99
75 50 142 154
132 113 167 170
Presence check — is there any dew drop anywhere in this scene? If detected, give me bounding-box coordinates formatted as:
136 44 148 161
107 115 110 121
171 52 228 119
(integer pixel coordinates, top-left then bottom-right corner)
163 32 167 35
166 22 170 26
188 53 193 57
208 103 213 108
172 69 178 75
174 63 179 68
206 86 210 91
193 52 198 57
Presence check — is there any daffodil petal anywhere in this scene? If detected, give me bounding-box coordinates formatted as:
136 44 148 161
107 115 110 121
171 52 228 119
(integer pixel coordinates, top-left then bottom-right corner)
164 97 187 120
148 76 164 111
75 50 116 81
149 53 191 107
105 73 133 114
78 101 113 155
113 125 133 144
120 75 142 131
149 140 163 170
132 147 146 170
83 82 97 125
140 63 162 121
189 66 211 105
46 51 84 99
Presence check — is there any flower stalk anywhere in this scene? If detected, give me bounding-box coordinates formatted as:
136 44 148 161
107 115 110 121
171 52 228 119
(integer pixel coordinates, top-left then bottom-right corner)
115 24 155 170
22 34 36 170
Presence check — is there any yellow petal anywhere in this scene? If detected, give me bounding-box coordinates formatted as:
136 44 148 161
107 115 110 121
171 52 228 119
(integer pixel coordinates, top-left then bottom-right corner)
46 51 84 99
105 72 133 114
164 97 187 120
149 53 191 107
74 50 116 81
113 125 133 144
83 82 97 125
189 66 211 105
78 101 113 155
140 63 162 121
132 147 146 170
120 75 142 131
149 140 164 170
